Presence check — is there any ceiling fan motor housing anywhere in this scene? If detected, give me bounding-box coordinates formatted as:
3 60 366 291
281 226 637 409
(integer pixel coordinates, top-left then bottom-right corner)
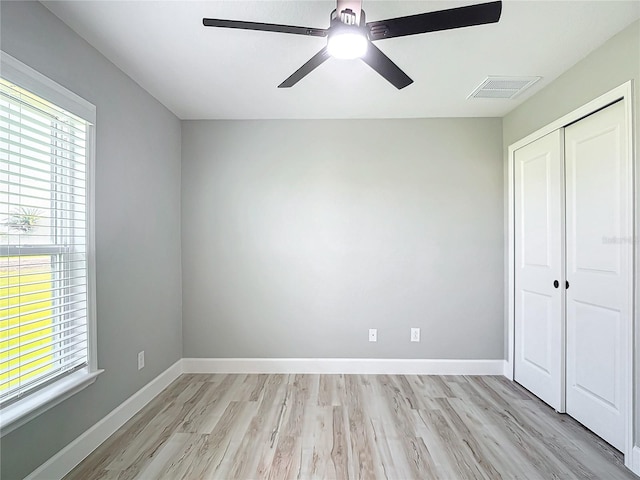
340 8 357 25
329 9 368 38
331 8 367 27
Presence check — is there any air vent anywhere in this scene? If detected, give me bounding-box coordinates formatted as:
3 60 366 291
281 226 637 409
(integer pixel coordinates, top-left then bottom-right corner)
468 76 541 100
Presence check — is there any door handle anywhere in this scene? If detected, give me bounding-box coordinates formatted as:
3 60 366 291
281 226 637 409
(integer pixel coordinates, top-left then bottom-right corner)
554 280 559 288
566 280 570 289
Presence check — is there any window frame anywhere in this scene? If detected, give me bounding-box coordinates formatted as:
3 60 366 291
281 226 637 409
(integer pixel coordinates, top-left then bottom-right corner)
0 51 101 436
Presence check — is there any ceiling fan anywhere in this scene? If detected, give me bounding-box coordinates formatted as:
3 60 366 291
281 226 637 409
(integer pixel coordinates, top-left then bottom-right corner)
203 0 502 90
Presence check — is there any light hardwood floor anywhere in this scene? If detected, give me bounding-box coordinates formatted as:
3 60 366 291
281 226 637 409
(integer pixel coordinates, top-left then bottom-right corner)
65 374 637 479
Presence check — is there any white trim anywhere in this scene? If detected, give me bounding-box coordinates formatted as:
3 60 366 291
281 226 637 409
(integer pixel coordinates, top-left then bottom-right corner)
503 359 513 378
507 83 631 153
86 123 98 373
182 358 507 375
0 51 96 123
1 369 103 437
506 80 635 468
505 116 515 382
624 79 636 470
25 360 183 480
631 446 640 476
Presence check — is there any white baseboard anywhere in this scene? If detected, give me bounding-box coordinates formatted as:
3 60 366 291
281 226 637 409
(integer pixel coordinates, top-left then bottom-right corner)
182 357 507 375
26 359 184 480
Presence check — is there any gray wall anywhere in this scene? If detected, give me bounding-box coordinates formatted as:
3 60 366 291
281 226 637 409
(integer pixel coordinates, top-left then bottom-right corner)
0 2 183 479
182 118 504 360
502 19 639 441
503 20 639 147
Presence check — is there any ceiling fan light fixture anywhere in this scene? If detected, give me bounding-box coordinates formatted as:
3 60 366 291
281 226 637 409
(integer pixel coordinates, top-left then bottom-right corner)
327 31 368 59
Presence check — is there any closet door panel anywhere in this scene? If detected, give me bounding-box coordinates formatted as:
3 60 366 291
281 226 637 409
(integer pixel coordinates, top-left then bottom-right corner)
565 100 629 451
514 130 564 411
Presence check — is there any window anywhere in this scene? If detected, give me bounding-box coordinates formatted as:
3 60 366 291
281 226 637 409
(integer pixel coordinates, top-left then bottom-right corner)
0 52 99 434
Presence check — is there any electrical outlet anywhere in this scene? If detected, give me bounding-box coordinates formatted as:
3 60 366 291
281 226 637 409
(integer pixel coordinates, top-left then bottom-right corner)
411 328 420 342
138 351 145 370
369 328 377 342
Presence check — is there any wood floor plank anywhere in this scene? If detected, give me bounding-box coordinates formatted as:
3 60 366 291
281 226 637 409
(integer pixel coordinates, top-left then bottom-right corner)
343 375 383 479
200 400 259 478
224 374 288 480
134 432 191 479
114 382 212 479
180 374 240 434
419 408 486 479
267 374 310 480
317 374 333 407
103 381 207 472
411 407 464 479
178 380 227 433
249 374 269 402
153 433 209 479
434 396 503 479
330 405 351 480
298 405 337 480
370 375 441 479
360 377 406 479
445 395 540 480
65 373 638 480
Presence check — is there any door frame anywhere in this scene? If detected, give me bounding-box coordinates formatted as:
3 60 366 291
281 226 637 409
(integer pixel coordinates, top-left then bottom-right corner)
506 81 635 467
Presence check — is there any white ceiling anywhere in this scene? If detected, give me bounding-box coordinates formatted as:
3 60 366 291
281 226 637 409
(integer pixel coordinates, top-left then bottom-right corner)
42 0 639 120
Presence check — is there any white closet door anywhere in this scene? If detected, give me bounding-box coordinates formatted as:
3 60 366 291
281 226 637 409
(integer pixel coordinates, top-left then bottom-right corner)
565 100 629 451
514 130 564 411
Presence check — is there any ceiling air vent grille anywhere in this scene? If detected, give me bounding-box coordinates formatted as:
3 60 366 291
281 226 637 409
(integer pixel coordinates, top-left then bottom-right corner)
468 76 541 100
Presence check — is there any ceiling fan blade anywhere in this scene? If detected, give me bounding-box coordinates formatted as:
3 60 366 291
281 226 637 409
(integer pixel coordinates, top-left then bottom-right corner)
367 1 502 41
278 47 331 88
203 18 327 37
361 43 413 89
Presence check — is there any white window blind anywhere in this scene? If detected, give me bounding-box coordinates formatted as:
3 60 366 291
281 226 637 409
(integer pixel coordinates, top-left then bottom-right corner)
0 75 90 406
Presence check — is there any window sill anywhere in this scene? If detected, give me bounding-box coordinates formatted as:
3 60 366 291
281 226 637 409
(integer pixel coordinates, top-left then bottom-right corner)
0 368 104 437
